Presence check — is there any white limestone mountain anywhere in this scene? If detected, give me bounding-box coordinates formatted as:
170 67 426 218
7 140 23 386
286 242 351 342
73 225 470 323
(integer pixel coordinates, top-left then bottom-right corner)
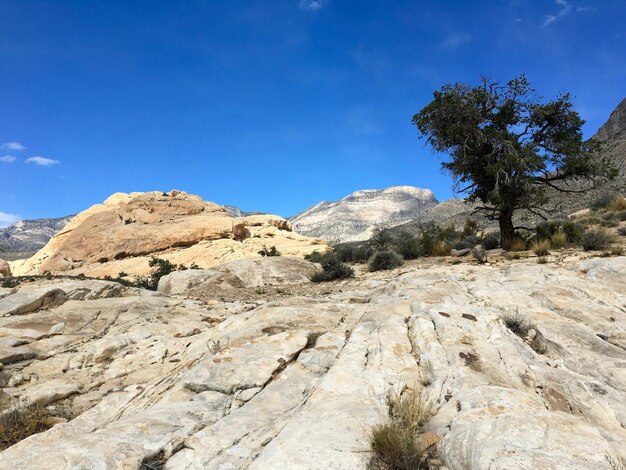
0 215 74 260
289 186 439 242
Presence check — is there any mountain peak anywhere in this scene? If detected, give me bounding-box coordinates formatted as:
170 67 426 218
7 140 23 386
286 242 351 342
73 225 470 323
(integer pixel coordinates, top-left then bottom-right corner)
593 97 626 142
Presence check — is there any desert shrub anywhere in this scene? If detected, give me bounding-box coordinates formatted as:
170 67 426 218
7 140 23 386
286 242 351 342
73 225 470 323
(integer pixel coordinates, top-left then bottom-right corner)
550 229 568 249
601 219 619 228
531 239 551 256
371 224 394 251
0 400 64 451
607 196 626 212
618 227 626 237
304 250 325 263
431 241 451 257
310 255 355 282
508 238 527 252
334 244 373 263
471 245 487 263
480 233 500 250
591 192 617 210
461 218 478 236
503 310 535 336
258 245 281 257
393 231 423 260
370 388 435 470
134 257 177 290
368 251 404 272
537 257 548 264
535 219 583 243
140 452 166 470
454 234 479 251
581 228 614 251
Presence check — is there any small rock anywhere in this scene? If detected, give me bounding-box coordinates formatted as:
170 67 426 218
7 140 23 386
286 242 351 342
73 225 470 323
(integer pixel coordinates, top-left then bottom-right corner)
48 322 66 335
0 259 11 277
8 373 24 387
527 328 537 340
417 431 441 453
451 248 471 257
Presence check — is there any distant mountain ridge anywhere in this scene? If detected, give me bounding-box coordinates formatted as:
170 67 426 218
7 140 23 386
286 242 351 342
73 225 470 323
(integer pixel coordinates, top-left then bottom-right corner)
0 215 74 259
289 186 439 242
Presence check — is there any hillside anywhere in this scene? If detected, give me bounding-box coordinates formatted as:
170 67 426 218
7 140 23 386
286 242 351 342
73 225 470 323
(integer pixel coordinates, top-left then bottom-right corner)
0 216 73 260
290 186 439 242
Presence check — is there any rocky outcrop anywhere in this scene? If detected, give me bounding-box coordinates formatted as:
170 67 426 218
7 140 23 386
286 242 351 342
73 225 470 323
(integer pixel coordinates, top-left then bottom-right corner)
0 253 624 468
290 186 439 243
0 259 10 277
10 191 328 278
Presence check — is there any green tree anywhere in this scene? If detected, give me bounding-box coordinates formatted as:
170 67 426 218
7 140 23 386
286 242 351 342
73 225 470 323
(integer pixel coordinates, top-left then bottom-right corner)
412 75 614 249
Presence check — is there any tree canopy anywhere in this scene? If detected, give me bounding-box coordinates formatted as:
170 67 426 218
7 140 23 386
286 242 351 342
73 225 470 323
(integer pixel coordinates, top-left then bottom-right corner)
412 75 614 249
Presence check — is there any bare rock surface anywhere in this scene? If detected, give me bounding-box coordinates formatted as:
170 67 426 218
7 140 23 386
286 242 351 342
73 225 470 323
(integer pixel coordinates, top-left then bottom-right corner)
11 190 328 278
0 254 625 469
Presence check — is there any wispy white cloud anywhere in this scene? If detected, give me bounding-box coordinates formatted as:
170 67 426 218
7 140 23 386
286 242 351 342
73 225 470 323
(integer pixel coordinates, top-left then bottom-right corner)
542 0 571 26
0 155 16 163
0 212 20 228
299 0 329 11
1 142 26 151
25 156 60 167
441 32 471 49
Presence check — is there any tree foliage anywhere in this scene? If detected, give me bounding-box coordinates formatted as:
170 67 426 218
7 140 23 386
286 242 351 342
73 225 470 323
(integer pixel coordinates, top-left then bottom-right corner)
412 75 614 248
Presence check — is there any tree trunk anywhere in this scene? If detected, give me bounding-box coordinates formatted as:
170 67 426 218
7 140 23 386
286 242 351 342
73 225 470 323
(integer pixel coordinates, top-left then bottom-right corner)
499 210 515 250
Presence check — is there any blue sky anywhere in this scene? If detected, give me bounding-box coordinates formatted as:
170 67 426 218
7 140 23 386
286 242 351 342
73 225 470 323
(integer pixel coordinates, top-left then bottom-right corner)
1 0 625 225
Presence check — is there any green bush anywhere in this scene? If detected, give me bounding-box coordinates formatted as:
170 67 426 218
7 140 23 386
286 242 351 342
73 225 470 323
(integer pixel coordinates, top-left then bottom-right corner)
535 219 583 243
480 233 500 250
581 228 614 251
310 255 355 282
368 250 404 272
333 244 373 264
258 245 281 257
304 250 325 263
591 192 617 210
618 227 626 237
133 257 177 290
393 231 423 260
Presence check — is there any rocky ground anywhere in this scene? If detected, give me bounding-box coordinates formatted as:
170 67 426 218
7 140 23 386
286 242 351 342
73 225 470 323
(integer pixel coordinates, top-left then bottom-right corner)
0 251 625 469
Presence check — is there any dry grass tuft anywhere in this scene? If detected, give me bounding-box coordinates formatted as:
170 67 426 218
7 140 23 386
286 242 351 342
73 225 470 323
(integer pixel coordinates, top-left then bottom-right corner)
370 387 435 470
0 400 63 451
530 239 551 256
431 241 451 257
550 229 567 249
508 238 527 252
607 196 626 212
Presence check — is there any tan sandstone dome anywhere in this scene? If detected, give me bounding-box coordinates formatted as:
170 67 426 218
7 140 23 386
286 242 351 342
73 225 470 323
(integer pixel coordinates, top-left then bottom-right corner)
11 190 328 277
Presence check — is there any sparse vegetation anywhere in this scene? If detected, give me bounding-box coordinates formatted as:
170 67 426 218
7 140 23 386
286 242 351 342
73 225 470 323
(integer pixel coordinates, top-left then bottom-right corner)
536 219 583 244
370 387 436 470
502 310 547 354
617 227 626 237
530 239 551 257
581 228 614 251
549 229 568 249
368 251 404 272
591 192 618 210
471 245 487 264
0 400 70 451
508 238 527 252
310 254 355 282
537 256 548 264
258 245 281 257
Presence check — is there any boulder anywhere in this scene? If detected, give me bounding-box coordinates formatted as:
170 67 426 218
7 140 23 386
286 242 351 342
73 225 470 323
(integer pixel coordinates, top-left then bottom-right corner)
0 259 10 277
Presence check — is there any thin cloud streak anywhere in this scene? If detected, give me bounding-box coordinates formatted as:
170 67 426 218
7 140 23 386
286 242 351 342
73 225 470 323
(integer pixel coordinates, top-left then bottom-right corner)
0 155 17 163
1 142 26 151
299 0 329 12
25 156 60 167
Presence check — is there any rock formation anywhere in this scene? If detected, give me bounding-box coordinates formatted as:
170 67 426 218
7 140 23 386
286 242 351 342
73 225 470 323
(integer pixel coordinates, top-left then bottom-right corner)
10 191 328 278
290 186 439 243
0 252 624 468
